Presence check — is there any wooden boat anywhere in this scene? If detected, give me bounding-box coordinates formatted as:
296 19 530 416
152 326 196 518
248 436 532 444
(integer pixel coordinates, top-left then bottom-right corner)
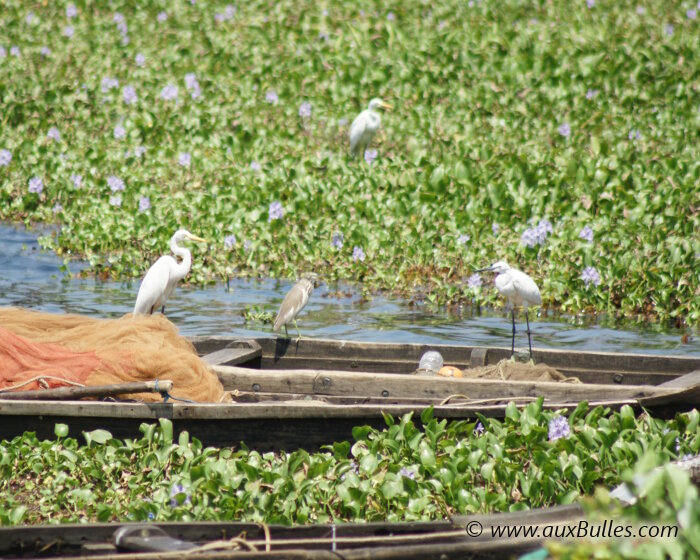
0 337 698 450
0 504 587 559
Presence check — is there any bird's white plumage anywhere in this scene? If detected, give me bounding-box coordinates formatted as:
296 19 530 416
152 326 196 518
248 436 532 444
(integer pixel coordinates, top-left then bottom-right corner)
273 278 314 332
349 98 390 156
133 229 206 315
494 266 541 308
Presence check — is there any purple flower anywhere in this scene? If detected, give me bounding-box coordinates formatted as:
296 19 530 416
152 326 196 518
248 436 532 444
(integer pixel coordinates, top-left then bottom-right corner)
63 25 75 38
457 233 470 245
467 273 482 289
332 232 344 250
138 196 151 212
157 12 168 22
579 225 594 243
399 467 415 479
250 161 262 173
628 129 641 141
66 4 78 18
71 174 82 188
114 124 126 140
0 149 12 167
178 152 191 167
548 416 570 441
123 85 137 105
558 122 571 138
0 47 6 59
387 11 396 21
26 12 37 25
687 8 697 19
586 0 595 8
266 90 279 104
184 73 201 99
109 194 122 207
244 239 253 251
492 223 500 235
586 89 599 100
169 484 191 507
107 175 125 192
135 53 145 67
352 246 366 262
224 234 236 249
665 24 674 36
135 146 147 158
364 149 378 164
10 46 20 57
40 46 51 56
318 31 329 41
636 6 646 15
160 84 179 101
113 13 125 24
47 127 61 142
521 219 552 248
28 177 43 194
338 117 348 127
268 201 284 222
299 101 312 118
52 203 63 213
114 12 128 37
101 77 119 93
581 266 601 287
215 5 236 22
473 421 485 436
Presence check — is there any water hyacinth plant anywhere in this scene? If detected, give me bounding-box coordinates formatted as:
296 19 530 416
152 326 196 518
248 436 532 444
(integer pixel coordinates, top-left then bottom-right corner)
1 404 698 525
0 1 697 325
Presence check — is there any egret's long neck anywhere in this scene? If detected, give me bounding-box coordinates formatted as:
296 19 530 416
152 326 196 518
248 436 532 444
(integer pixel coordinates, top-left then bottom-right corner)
170 239 192 281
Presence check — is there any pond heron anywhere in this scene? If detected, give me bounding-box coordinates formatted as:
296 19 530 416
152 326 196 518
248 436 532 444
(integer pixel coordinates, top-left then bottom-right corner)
273 274 320 339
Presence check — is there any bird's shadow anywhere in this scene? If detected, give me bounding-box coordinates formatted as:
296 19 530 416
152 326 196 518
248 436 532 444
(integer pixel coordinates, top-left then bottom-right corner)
273 336 303 364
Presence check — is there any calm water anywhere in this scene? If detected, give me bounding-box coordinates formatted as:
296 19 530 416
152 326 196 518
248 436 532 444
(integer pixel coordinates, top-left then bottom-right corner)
1 224 698 356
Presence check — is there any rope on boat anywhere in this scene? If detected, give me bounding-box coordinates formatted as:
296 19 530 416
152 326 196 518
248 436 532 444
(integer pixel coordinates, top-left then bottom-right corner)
0 375 85 393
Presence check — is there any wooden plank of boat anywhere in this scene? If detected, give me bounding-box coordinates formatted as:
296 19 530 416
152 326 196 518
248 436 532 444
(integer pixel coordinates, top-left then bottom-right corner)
200 340 262 367
190 336 700 386
0 504 584 559
214 365 680 402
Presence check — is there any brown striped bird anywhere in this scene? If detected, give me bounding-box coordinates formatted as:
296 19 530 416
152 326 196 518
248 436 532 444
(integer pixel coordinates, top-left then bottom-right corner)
273 274 320 339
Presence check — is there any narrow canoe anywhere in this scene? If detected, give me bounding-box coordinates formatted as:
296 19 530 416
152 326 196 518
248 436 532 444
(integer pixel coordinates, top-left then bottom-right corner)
0 337 697 450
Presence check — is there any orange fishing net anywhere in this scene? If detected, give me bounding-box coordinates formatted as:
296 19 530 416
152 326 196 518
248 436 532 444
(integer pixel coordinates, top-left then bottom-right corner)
0 307 225 402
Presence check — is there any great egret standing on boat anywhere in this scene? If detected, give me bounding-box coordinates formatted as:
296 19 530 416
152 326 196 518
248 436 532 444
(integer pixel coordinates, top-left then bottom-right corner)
133 229 208 315
349 98 392 157
476 261 541 359
273 274 320 339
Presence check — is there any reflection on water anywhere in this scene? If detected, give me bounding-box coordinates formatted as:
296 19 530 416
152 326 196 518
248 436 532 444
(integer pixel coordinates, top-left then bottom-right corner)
1 224 698 356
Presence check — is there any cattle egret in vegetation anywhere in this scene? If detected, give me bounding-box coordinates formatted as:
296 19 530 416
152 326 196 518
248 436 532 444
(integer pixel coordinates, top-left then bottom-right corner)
349 98 392 157
273 274 319 339
476 261 542 359
133 229 208 315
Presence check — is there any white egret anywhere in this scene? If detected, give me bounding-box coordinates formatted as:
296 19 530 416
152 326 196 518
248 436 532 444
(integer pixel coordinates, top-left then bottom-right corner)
133 229 208 315
273 274 320 339
349 98 392 157
476 261 542 359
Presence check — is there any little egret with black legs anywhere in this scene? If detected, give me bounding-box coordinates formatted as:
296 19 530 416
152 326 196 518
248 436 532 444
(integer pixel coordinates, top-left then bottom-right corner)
476 261 541 359
133 229 208 315
273 274 320 339
349 98 392 157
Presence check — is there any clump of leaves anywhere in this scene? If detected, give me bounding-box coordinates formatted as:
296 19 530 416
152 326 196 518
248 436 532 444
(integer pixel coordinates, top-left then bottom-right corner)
241 305 275 325
0 1 698 324
1 403 698 525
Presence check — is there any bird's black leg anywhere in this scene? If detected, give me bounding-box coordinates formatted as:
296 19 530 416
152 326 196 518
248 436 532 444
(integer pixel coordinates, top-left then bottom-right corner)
161 306 165 314
510 308 516 357
525 309 533 361
284 324 289 338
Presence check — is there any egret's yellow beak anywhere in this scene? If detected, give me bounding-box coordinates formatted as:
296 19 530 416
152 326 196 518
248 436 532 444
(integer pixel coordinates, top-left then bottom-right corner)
187 234 208 243
380 102 393 110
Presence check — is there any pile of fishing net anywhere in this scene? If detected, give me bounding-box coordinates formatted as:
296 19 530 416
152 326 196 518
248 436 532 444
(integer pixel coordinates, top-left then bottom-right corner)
0 307 225 402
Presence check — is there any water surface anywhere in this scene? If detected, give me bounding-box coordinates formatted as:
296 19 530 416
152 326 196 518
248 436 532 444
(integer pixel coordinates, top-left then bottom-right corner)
1 224 697 357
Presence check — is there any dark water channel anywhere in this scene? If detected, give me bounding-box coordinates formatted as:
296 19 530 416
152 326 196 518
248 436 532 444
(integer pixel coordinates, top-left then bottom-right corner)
1 224 697 357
